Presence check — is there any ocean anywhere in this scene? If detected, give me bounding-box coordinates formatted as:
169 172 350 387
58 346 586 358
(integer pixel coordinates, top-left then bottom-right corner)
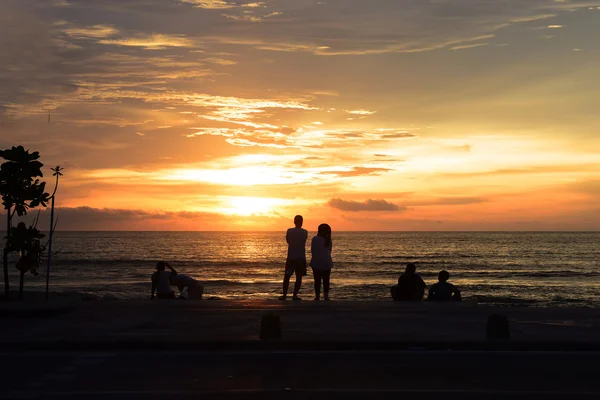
5 231 600 307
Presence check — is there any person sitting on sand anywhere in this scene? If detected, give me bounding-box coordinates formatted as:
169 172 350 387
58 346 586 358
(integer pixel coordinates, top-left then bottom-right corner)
392 263 426 301
170 272 204 300
279 215 308 301
151 261 177 300
428 270 461 302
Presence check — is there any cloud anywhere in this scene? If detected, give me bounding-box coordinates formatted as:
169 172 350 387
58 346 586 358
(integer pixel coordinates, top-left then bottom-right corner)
187 125 420 149
328 198 403 212
98 34 196 49
449 42 489 51
440 164 600 178
180 0 236 8
0 1 90 114
345 109 376 115
203 57 238 65
320 167 393 178
0 206 286 231
222 14 263 22
180 0 267 10
408 197 489 206
566 180 600 196
62 24 120 39
198 0 599 55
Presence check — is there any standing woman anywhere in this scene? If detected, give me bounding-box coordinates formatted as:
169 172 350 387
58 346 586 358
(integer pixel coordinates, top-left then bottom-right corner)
310 223 333 301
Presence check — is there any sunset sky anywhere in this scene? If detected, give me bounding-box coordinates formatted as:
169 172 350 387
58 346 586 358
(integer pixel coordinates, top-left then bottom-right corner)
1 0 599 231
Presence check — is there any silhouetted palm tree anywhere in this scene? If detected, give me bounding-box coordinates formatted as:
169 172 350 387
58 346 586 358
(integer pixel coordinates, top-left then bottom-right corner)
7 221 45 300
0 146 50 299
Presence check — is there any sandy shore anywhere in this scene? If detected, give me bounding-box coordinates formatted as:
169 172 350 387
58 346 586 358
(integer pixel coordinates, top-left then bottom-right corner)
2 294 600 347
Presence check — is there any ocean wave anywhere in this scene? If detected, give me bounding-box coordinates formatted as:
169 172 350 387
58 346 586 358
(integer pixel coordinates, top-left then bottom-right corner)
471 295 540 305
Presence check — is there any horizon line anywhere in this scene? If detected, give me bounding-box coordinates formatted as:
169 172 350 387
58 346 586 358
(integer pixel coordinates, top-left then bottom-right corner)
44 230 600 233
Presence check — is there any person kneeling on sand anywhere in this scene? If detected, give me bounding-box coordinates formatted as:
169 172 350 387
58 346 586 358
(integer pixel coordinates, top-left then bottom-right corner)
391 263 426 301
151 261 177 299
171 272 204 300
428 270 461 302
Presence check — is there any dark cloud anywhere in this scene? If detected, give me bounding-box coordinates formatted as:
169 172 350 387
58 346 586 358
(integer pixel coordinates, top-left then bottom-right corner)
328 198 403 212
0 206 286 231
198 0 600 55
0 1 81 112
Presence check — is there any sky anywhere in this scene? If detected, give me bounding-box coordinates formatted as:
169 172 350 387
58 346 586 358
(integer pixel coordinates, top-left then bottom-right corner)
1 0 599 231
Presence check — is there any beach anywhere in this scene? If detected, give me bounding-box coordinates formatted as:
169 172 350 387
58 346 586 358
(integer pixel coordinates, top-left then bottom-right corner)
3 295 600 399
2 296 600 399
3 295 600 345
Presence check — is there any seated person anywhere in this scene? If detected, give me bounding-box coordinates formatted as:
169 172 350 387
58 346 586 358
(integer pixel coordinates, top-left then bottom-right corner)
151 261 177 299
392 263 426 301
170 273 204 300
428 270 461 301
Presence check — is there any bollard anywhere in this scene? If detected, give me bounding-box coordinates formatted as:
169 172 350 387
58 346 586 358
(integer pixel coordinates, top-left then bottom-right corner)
260 313 282 340
486 314 510 340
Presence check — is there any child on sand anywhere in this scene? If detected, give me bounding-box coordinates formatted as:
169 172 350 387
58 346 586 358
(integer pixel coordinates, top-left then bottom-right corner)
428 270 462 301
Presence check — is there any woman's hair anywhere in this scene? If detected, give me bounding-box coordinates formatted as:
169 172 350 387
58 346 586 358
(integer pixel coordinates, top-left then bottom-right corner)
156 261 166 271
317 223 332 247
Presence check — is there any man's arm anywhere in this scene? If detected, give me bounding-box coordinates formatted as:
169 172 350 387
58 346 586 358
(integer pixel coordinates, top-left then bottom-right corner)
427 285 434 301
166 262 177 277
452 284 462 301
286 229 290 244
151 272 157 299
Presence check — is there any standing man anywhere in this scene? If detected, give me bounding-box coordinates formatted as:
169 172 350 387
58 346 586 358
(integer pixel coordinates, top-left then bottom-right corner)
279 215 308 300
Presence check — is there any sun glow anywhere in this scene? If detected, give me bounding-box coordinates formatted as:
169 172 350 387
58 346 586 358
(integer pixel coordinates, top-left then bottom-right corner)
167 167 298 186
220 196 286 216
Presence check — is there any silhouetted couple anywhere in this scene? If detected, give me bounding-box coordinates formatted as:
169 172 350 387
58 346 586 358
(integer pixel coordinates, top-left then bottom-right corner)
151 261 204 300
280 215 333 301
391 263 461 301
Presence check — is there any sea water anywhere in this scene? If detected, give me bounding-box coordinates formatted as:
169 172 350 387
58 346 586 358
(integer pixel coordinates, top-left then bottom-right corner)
6 231 600 306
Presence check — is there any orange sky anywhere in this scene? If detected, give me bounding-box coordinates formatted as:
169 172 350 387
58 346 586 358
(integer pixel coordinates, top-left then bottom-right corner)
1 0 600 230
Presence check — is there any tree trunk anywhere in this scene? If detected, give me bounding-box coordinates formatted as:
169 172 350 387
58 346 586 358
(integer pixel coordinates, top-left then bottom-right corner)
3 207 10 299
19 270 24 300
45 196 55 301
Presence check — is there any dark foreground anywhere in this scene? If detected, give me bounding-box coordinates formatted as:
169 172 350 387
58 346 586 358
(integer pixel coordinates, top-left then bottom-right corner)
2 299 600 399
1 350 599 399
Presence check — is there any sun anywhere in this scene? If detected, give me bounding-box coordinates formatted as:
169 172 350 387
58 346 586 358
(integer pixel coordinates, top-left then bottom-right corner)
221 196 284 216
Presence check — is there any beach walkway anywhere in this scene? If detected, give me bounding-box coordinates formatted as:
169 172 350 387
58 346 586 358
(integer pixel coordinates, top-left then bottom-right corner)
1 349 600 399
2 299 600 345
2 299 600 398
